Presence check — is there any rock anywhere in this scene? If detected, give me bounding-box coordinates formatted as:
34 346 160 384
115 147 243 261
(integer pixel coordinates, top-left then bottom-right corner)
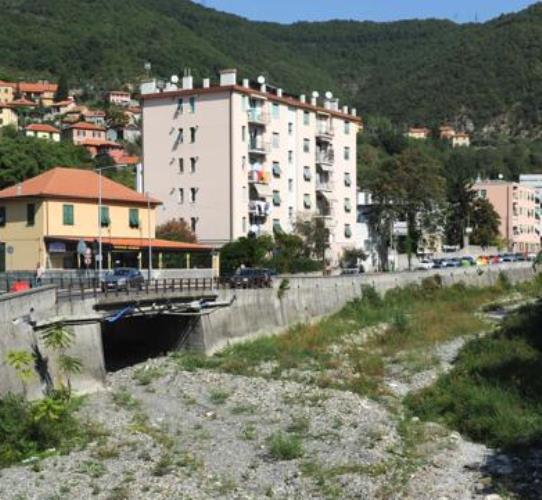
484 495 503 500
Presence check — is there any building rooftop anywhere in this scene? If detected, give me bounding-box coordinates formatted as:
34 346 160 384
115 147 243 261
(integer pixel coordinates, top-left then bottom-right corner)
18 81 58 93
47 236 210 251
67 121 106 131
0 167 161 206
26 123 60 133
141 83 362 124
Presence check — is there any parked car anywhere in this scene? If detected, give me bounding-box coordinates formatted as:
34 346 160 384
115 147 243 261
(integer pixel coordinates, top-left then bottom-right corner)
445 258 461 268
501 254 517 263
229 268 273 288
431 258 446 269
476 255 489 266
460 256 476 267
101 268 144 291
488 255 502 264
416 259 435 270
514 253 528 262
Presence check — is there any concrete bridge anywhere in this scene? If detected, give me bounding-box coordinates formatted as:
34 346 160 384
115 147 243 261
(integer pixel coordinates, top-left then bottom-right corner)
0 262 538 399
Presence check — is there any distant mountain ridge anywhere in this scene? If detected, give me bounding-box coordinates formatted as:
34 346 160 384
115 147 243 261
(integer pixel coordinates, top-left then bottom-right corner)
2 0 542 136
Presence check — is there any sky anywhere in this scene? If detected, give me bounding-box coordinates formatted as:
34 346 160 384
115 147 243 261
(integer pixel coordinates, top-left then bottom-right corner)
193 0 538 24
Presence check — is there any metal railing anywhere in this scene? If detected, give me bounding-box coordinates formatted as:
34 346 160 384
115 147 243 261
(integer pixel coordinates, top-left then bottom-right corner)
315 150 335 165
247 110 270 125
248 141 271 154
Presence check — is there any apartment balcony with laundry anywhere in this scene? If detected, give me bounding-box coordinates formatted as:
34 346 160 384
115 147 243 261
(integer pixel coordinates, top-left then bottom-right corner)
247 108 270 126
248 162 271 185
316 119 334 141
316 172 335 193
248 200 271 220
315 146 335 168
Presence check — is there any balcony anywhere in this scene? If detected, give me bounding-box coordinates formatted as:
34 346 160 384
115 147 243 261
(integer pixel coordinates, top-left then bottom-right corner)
248 169 270 184
316 123 335 141
248 140 271 155
315 150 335 167
247 109 270 126
316 180 334 192
249 200 270 218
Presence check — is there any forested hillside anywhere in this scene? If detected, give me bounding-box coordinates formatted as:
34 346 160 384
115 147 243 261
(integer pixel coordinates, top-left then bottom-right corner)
2 0 542 135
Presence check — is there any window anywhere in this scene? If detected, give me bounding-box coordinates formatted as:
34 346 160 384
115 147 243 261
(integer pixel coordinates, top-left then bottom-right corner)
303 139 310 153
288 206 294 220
190 217 198 232
178 158 184 173
63 204 74 226
288 150 293 164
303 111 310 125
344 121 350 135
189 96 196 113
0 206 5 226
26 203 35 226
177 128 184 144
344 198 352 213
344 146 350 160
345 224 352 238
273 219 282 232
303 194 311 209
272 162 281 178
242 95 249 111
243 186 248 202
190 187 198 203
178 188 184 204
100 206 110 227
272 103 280 119
344 172 352 187
272 132 280 149
177 98 183 113
190 127 197 143
242 156 246 171
242 126 246 142
272 190 281 206
242 217 247 233
129 208 139 228
288 122 293 136
190 157 197 173
288 179 294 192
303 166 311 181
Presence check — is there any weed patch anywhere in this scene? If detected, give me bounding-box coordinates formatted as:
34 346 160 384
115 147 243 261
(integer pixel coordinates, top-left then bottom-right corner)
267 432 304 460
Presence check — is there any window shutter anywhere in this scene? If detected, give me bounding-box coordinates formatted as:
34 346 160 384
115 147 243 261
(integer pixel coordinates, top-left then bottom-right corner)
129 208 139 228
100 206 110 227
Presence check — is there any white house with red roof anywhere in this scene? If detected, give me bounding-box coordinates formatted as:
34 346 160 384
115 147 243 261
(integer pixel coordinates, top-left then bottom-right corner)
25 123 60 142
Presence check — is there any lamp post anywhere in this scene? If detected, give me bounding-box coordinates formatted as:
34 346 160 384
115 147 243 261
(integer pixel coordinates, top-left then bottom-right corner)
146 191 152 281
96 164 128 277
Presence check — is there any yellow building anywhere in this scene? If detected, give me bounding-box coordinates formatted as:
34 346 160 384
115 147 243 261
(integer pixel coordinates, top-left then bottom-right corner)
0 167 211 271
0 104 18 129
0 81 15 104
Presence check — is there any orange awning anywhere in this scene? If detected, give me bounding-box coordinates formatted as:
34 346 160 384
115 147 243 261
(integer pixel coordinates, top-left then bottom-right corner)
46 236 212 252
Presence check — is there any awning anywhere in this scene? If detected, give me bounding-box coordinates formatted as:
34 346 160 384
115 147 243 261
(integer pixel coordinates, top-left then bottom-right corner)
252 183 272 198
318 191 336 203
46 236 213 252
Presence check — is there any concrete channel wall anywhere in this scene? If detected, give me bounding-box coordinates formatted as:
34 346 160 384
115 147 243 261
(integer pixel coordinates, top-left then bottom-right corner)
197 263 537 354
0 287 105 399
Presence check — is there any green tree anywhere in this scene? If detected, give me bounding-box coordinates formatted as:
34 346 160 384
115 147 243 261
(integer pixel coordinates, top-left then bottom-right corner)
470 198 501 248
55 73 70 101
294 216 330 267
219 235 274 275
156 218 196 243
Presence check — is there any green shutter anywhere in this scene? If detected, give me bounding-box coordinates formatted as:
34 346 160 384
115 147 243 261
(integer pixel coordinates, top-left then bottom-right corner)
63 204 74 225
100 206 110 227
272 163 281 177
26 204 35 226
273 191 281 206
0 206 5 227
345 225 352 238
129 208 139 228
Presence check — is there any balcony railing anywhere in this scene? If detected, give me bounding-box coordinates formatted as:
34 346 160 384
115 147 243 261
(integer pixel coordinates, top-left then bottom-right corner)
315 150 335 166
249 140 271 155
316 180 334 192
247 109 270 125
248 200 270 218
316 123 335 140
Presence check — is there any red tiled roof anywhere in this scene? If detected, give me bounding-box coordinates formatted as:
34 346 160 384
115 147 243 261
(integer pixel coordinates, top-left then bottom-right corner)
79 138 122 148
53 99 74 106
115 155 140 165
10 97 37 107
19 82 58 93
83 110 106 117
68 121 106 131
26 123 60 133
126 106 141 114
48 236 211 251
0 167 161 206
0 80 16 89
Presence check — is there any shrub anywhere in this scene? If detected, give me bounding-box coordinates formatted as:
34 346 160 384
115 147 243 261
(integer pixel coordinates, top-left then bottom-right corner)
421 274 442 293
497 271 512 291
267 432 304 460
360 285 382 308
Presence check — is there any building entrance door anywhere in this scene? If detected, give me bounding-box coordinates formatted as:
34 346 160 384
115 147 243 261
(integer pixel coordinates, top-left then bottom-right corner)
0 243 5 272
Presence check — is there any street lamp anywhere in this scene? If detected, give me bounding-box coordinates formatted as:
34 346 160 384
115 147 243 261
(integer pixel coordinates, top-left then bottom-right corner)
146 191 152 281
96 164 128 277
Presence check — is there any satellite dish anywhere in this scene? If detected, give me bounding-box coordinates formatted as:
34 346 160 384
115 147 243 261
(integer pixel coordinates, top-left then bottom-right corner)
171 75 179 84
257 75 266 84
312 91 319 98
325 91 333 100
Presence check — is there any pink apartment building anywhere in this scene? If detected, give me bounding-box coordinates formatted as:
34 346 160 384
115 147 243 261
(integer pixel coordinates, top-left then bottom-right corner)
473 180 540 253
141 69 361 261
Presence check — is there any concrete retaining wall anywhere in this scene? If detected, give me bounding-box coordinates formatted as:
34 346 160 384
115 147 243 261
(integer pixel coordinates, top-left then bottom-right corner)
0 287 105 399
197 263 537 354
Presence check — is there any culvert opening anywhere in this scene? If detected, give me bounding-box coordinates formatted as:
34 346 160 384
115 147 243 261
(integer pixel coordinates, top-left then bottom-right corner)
101 315 196 372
